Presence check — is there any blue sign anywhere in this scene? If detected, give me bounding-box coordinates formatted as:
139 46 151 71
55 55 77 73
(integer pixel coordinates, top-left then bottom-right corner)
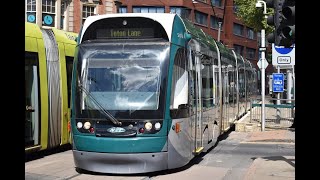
274 46 294 54
272 44 295 66
272 73 284 92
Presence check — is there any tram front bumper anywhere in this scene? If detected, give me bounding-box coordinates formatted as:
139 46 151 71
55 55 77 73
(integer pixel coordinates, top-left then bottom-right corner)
72 150 168 174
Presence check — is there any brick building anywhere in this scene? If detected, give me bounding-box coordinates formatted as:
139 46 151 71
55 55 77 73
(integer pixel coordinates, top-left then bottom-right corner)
26 0 116 33
25 0 273 75
116 0 263 69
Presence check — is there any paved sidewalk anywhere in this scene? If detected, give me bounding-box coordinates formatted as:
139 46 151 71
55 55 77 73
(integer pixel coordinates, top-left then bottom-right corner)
244 155 295 180
241 129 295 180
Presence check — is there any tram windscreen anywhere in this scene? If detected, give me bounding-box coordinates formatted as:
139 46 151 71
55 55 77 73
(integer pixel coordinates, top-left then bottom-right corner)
77 42 169 112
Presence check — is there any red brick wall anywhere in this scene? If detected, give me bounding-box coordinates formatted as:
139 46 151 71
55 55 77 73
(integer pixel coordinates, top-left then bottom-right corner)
97 1 105 15
73 0 81 33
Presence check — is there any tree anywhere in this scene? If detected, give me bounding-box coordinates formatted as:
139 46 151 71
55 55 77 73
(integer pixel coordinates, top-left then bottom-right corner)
234 0 273 34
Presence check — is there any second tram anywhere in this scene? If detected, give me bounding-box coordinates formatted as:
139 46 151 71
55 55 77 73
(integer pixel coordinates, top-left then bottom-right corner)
25 22 78 153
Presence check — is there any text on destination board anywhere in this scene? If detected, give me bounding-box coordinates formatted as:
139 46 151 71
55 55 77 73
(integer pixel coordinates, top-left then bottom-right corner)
111 29 141 37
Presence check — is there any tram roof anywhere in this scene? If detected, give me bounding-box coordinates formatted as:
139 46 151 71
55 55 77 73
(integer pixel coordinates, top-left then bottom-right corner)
25 22 42 39
79 13 176 43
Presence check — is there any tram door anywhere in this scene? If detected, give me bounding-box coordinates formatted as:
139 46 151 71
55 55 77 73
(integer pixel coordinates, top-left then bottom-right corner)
212 63 221 140
221 64 229 131
190 49 203 155
25 52 40 148
228 65 236 122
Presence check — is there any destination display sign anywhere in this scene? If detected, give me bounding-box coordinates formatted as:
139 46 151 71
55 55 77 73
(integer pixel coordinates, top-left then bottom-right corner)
96 28 154 39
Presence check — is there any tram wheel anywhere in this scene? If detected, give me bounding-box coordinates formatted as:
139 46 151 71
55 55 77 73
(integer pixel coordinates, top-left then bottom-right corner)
75 167 87 174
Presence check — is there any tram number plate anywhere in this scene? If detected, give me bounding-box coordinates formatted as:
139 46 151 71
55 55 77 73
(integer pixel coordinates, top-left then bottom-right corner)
107 127 126 133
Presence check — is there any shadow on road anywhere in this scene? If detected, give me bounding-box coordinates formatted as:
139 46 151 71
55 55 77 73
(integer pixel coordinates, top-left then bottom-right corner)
25 144 72 162
262 156 295 168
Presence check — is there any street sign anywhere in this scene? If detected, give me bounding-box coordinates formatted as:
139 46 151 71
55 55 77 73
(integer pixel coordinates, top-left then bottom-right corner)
272 73 284 92
272 44 295 66
257 58 269 69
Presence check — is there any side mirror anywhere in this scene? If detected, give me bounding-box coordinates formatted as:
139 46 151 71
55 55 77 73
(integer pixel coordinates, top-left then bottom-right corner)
178 104 189 110
170 104 189 119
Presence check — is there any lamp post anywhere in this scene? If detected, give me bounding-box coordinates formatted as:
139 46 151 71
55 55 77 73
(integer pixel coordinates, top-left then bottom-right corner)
255 0 267 131
218 21 222 42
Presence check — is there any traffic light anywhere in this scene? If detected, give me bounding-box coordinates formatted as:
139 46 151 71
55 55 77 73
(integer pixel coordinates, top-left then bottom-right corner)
278 0 295 47
266 0 281 44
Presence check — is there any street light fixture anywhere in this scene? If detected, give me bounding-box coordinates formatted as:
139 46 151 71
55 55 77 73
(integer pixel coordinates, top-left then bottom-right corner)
256 0 268 18
255 0 268 131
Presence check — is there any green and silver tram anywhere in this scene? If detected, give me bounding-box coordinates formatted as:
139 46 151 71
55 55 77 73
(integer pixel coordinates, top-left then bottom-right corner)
70 13 258 174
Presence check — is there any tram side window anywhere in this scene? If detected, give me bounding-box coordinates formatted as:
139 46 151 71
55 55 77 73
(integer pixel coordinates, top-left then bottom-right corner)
228 67 235 103
213 59 220 106
25 52 40 147
201 64 213 108
239 69 245 98
170 48 189 119
245 70 250 96
66 56 73 108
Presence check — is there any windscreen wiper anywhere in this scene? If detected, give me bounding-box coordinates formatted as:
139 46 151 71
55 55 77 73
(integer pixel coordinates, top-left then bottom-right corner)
78 83 122 126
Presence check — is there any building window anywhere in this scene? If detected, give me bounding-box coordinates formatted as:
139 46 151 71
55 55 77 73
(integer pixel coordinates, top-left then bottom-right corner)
82 5 95 24
233 23 244 36
42 0 56 27
119 6 127 13
234 44 244 56
247 28 255 39
196 0 207 3
210 16 223 29
233 0 238 13
170 7 191 20
61 1 68 29
132 6 165 13
211 0 222 7
246 48 256 59
26 0 37 23
257 32 261 46
195 11 207 26
258 51 261 59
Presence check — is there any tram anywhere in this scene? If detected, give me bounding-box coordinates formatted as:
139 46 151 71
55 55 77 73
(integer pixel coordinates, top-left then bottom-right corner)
70 13 258 173
25 22 77 153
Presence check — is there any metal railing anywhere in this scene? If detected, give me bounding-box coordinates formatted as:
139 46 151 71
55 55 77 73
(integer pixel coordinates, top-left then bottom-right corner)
250 98 295 129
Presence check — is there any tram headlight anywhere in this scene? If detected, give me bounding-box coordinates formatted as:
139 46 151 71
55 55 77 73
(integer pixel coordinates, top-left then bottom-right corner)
83 121 91 130
154 122 161 130
77 122 83 129
144 122 153 131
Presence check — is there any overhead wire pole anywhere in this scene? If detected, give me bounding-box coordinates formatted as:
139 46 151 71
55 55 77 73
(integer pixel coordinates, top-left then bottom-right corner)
256 0 268 131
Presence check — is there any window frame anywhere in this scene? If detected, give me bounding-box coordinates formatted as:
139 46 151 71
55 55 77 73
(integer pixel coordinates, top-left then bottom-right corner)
132 6 165 13
233 23 244 37
82 5 95 25
210 16 223 29
195 11 208 27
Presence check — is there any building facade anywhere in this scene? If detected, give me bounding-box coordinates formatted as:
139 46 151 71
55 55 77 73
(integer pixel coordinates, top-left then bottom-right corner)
26 0 273 72
116 0 261 69
26 0 116 33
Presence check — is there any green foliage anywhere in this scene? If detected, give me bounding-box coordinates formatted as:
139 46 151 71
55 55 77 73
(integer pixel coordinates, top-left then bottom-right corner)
234 0 273 34
267 53 272 63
